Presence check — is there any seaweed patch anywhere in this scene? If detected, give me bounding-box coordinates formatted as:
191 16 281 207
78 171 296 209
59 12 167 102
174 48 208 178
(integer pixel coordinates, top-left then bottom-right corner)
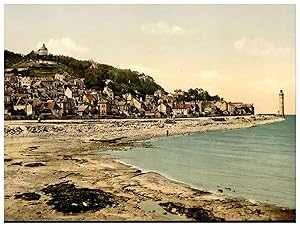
41 182 115 214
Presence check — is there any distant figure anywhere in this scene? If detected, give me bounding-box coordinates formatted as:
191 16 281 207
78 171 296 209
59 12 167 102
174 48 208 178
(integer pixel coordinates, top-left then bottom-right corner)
166 130 169 137
38 117 41 123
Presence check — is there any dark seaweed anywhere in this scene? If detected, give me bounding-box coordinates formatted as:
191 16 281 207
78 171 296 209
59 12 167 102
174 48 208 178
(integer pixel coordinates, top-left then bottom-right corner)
159 202 224 222
41 182 114 214
15 192 41 201
24 163 46 167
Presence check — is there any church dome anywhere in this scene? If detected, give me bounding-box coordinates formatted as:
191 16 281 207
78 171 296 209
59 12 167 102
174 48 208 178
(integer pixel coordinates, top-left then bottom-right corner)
38 43 48 55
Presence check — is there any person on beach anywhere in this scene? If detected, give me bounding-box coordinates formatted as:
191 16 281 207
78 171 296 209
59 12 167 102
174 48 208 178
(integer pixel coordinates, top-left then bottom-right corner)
167 130 169 136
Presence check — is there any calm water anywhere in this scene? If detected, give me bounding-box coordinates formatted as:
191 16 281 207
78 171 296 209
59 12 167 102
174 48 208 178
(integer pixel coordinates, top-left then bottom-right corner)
106 116 296 208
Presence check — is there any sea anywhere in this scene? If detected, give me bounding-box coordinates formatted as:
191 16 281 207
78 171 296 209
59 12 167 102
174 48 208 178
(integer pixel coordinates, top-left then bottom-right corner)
106 115 296 209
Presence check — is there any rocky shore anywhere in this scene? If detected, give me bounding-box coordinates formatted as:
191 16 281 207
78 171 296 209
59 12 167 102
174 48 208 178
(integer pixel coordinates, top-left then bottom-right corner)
4 116 295 221
4 115 284 139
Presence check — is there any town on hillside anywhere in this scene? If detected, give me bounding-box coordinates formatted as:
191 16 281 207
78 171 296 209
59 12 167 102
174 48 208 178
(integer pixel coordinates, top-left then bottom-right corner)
4 44 255 120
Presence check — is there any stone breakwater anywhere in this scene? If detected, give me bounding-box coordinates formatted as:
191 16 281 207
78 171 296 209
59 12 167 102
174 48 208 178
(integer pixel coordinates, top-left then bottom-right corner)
4 116 284 140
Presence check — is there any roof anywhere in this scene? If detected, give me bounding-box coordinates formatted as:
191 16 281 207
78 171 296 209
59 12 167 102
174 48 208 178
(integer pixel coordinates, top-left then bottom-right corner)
229 102 245 108
98 99 108 104
15 93 29 98
230 102 244 105
33 81 42 87
39 43 48 51
42 101 57 110
15 97 26 105
77 105 88 112
173 103 192 109
245 104 253 108
65 87 75 92
116 101 126 106
85 94 97 101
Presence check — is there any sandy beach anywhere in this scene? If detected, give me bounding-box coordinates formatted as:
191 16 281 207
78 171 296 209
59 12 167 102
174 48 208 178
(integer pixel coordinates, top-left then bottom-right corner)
4 116 295 221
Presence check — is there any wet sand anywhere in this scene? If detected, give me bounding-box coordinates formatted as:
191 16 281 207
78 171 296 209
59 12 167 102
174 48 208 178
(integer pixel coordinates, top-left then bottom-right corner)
4 116 295 221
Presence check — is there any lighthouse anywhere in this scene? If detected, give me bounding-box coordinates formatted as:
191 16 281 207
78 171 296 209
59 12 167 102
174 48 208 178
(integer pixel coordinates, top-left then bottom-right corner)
278 89 285 118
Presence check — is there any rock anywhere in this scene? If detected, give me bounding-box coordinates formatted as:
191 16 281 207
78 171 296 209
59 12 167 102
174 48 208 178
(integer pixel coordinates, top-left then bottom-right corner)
256 209 262 214
159 202 224 221
29 146 38 149
24 163 46 167
10 162 22 166
164 119 176 124
15 192 41 201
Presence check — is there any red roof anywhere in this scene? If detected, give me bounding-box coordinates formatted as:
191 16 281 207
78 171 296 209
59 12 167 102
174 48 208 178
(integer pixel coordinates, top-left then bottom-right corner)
173 103 192 109
42 101 59 110
85 94 97 101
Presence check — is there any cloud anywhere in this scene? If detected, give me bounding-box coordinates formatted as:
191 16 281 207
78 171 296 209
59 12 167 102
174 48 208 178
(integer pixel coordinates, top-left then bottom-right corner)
141 21 187 36
234 37 292 56
36 37 90 58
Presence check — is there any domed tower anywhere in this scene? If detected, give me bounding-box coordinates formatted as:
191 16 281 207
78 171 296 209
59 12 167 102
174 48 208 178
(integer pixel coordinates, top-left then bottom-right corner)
278 89 285 118
37 43 48 56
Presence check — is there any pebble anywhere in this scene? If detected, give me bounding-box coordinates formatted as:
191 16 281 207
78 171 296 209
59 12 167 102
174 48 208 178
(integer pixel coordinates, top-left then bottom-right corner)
4 117 280 140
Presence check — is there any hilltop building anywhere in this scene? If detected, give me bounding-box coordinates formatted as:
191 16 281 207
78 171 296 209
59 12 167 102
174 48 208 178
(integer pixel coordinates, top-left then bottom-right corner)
37 44 48 56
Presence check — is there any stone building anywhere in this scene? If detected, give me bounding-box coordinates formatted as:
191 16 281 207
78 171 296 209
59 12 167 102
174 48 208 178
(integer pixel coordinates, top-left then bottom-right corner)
37 43 48 56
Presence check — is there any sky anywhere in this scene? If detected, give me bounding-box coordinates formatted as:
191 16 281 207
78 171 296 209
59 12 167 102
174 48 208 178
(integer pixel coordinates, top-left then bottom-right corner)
4 4 296 114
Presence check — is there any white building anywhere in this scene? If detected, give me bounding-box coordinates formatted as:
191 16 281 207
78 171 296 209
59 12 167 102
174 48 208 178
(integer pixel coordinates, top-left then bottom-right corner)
55 73 65 81
158 103 167 114
65 87 73 99
37 43 48 56
19 77 32 87
130 98 142 110
104 86 114 100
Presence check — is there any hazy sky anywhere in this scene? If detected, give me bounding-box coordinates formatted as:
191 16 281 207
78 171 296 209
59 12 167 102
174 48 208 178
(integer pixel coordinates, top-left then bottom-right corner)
4 4 296 114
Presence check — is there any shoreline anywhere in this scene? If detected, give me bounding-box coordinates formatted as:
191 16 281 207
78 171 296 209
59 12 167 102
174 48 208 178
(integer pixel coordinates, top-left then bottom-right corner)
4 116 295 221
105 153 289 209
104 121 295 210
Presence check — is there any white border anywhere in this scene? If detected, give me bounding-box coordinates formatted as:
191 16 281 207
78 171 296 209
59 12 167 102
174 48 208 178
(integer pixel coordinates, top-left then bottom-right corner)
2 0 299 4
1 1 298 226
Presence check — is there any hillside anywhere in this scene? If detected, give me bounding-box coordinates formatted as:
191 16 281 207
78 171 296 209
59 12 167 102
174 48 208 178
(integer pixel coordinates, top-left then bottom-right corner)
4 50 164 97
4 49 221 101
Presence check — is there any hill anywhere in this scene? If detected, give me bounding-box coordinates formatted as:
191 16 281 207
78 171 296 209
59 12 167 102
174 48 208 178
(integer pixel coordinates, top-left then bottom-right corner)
4 49 221 101
4 50 164 98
